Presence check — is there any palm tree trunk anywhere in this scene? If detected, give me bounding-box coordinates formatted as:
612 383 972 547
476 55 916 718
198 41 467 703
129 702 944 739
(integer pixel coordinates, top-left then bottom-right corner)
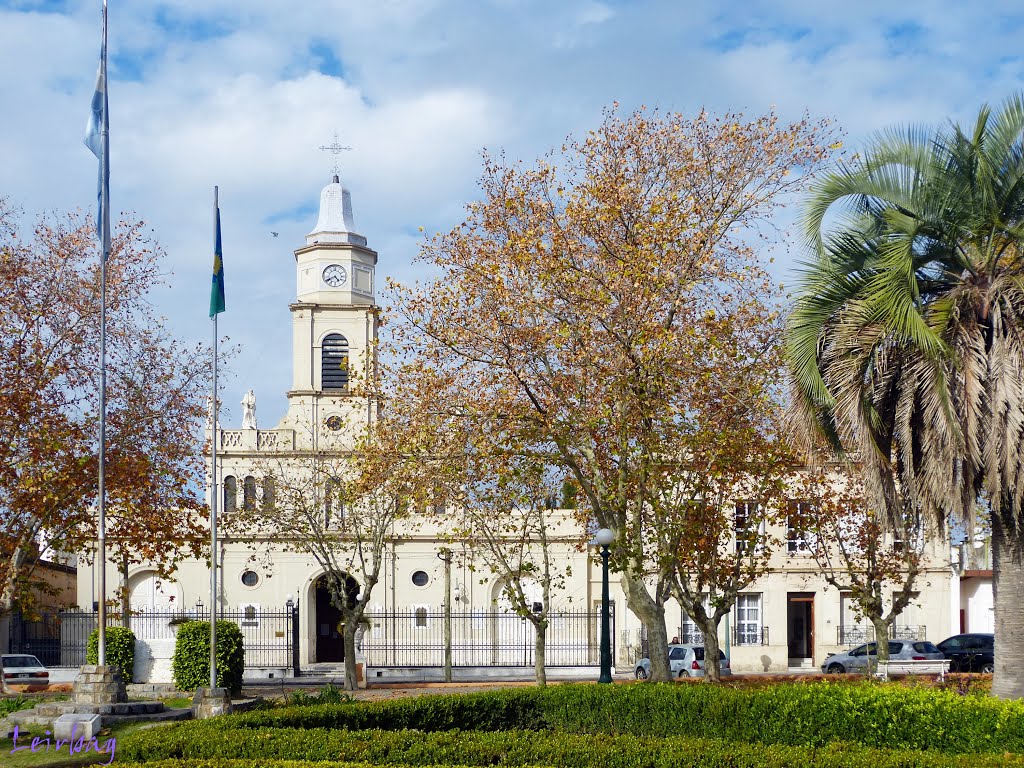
991 511 1024 698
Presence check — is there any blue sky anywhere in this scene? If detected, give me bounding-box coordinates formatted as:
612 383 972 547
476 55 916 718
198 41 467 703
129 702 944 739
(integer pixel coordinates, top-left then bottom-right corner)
3 0 1024 426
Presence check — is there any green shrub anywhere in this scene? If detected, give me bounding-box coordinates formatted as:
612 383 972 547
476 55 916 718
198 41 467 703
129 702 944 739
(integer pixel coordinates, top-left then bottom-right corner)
203 682 1024 755
171 620 244 695
116 726 1024 767
85 625 136 682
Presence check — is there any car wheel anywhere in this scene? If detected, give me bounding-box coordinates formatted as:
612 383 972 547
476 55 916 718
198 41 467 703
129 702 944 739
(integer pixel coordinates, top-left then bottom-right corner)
635 667 648 680
981 663 994 674
827 663 846 674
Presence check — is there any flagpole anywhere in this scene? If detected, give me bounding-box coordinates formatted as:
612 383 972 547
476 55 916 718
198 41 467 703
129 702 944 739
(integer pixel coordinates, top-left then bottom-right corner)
210 185 219 690
96 0 111 668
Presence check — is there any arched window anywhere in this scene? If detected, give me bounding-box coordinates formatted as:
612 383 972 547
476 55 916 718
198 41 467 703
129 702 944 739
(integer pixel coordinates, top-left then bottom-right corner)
261 476 276 509
321 333 349 391
224 476 237 513
243 476 257 511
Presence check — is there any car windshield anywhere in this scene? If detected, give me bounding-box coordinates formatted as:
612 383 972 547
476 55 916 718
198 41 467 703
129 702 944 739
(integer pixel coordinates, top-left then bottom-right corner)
1 655 42 668
914 642 940 653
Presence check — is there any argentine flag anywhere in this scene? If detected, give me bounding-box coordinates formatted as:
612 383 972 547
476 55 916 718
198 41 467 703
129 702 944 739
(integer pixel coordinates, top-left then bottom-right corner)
84 2 110 255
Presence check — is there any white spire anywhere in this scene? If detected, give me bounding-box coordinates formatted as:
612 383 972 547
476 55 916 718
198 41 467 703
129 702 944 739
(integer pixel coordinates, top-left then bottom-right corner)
306 175 367 246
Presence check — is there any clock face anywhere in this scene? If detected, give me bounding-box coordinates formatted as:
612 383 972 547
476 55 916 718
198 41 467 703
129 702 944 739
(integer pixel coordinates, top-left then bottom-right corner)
322 264 348 288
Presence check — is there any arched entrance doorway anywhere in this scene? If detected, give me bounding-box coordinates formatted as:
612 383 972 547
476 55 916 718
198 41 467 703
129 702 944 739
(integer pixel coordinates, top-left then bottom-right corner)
314 574 359 663
491 577 542 666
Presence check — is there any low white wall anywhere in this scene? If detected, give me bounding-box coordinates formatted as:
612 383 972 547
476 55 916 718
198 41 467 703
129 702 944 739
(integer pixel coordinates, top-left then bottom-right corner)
133 637 175 684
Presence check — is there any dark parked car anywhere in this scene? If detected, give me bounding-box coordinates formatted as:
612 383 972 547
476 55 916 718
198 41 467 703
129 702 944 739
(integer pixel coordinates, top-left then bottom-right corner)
937 633 994 673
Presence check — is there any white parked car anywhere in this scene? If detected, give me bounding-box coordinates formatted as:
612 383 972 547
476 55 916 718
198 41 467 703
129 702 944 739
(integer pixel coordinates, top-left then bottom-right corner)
634 643 732 679
821 640 943 674
1 654 50 688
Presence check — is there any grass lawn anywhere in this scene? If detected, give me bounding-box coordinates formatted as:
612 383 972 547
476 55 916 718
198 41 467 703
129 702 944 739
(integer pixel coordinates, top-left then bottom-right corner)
2 721 151 767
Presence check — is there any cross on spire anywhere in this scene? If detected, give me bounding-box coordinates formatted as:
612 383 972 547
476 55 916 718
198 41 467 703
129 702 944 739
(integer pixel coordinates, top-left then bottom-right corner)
319 132 352 179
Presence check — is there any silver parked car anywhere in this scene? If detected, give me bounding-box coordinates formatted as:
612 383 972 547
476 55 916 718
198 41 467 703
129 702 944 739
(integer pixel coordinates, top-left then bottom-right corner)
1 653 50 687
821 640 944 674
635 643 732 679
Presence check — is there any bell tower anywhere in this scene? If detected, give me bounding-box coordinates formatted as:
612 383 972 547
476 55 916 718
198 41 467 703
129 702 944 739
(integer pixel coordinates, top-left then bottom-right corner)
279 173 378 443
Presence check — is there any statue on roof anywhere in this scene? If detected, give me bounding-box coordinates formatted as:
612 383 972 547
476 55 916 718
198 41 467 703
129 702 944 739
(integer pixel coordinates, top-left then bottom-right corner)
241 389 258 430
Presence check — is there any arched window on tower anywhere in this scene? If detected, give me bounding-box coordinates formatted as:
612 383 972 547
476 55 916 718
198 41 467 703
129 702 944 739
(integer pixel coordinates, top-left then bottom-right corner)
223 476 237 513
322 333 349 391
243 476 257 511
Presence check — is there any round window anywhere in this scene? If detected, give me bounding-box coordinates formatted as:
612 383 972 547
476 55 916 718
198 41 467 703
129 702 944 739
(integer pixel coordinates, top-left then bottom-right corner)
240 570 259 587
411 570 429 587
325 415 344 431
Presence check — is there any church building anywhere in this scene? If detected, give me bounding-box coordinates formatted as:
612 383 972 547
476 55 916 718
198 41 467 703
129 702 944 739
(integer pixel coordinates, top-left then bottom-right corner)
77 173 961 682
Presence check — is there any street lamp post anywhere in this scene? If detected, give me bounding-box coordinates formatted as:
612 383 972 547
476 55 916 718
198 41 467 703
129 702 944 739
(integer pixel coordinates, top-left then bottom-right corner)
596 528 614 684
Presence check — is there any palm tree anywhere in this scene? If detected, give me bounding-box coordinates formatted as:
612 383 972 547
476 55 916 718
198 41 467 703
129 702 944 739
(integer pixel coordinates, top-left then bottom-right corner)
786 93 1024 698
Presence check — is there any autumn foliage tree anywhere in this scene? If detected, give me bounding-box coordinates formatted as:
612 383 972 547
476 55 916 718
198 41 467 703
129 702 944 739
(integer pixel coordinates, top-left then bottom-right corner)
390 106 835 681
414 372 584 686
0 202 211 620
656 320 794 681
239 383 438 691
795 466 925 664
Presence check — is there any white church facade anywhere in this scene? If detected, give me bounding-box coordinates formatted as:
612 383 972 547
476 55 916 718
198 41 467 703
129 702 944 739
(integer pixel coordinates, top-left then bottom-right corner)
77 174 962 681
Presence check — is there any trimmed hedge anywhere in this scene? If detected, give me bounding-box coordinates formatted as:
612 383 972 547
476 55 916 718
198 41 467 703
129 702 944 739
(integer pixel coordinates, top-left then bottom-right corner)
191 683 1024 754
115 729 1024 768
85 625 136 682
172 620 244 695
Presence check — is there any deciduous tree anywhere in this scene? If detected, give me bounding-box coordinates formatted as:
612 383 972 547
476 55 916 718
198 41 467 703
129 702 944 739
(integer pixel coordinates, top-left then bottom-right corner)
0 204 211 620
391 106 834 680
794 466 924 666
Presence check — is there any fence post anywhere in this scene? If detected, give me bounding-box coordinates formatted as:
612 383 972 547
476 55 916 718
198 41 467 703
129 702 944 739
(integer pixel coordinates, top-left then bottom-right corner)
290 598 301 678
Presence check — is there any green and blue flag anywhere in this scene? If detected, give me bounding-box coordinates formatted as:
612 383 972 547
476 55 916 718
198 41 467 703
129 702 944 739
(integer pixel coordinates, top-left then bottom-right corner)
210 205 225 317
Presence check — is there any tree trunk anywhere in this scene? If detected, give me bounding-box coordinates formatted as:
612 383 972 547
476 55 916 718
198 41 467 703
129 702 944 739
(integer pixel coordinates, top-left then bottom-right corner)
342 619 360 691
693 615 724 682
870 617 890 674
619 570 670 680
992 511 1024 698
533 619 547 687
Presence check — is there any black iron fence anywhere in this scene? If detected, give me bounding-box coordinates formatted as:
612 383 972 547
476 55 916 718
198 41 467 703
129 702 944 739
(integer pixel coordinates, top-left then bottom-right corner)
732 625 770 646
361 607 614 668
9 605 298 671
674 626 769 647
837 625 927 646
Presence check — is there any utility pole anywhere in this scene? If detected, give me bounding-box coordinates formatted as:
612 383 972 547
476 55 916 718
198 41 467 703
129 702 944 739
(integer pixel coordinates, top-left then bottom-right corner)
438 548 453 682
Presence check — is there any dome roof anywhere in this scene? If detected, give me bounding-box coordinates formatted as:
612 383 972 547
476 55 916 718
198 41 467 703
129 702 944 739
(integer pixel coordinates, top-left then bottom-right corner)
305 175 367 246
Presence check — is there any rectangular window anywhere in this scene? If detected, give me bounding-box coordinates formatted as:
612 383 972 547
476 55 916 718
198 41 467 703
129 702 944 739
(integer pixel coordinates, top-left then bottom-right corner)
735 502 756 553
735 594 762 645
840 592 869 645
679 597 709 644
787 500 813 553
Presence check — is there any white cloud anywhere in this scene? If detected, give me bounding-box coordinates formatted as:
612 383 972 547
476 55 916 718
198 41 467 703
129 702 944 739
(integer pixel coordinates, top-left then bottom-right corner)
3 0 1024 426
